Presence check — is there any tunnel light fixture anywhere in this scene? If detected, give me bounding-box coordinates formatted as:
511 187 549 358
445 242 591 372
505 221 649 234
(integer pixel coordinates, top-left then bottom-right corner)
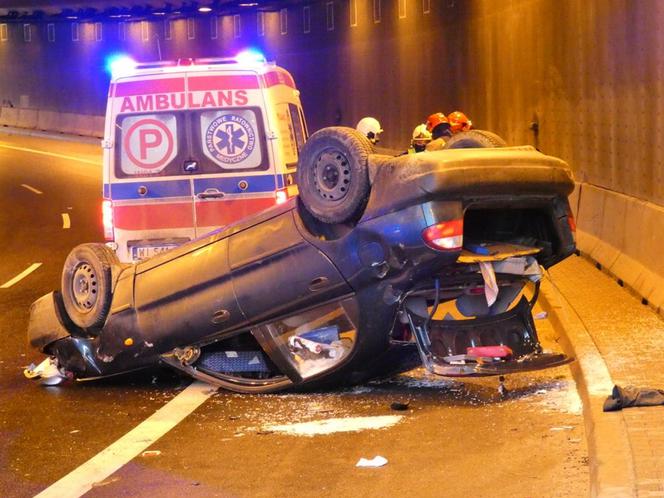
198 6 212 13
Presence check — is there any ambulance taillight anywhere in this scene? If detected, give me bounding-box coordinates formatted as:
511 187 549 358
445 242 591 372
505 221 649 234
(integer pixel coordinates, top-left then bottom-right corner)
275 185 299 205
102 200 114 240
275 189 289 205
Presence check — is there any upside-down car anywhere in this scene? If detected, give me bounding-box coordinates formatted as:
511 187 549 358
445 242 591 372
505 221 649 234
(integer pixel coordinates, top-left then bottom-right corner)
26 128 576 392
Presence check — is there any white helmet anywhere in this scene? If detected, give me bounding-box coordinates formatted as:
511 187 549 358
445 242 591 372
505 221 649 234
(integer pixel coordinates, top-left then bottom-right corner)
356 117 383 144
411 123 432 146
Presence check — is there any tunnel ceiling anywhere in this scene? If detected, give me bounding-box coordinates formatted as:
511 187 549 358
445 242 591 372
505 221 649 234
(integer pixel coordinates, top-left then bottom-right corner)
0 0 305 20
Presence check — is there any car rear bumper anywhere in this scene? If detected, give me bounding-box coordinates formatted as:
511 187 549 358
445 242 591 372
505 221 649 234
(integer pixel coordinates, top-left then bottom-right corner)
365 146 574 221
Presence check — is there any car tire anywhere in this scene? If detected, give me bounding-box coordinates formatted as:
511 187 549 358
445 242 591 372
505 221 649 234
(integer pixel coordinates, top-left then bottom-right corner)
61 243 117 331
443 129 507 149
296 126 374 224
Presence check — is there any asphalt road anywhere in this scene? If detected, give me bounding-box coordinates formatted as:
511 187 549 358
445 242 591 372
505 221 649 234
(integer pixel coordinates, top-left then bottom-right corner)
0 131 589 497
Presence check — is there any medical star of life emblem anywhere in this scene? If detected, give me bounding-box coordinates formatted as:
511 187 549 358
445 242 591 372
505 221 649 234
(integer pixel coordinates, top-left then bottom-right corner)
205 114 256 164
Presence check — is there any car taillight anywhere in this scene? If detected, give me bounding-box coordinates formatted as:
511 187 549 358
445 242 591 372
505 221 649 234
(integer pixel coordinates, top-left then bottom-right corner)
566 206 577 243
422 219 464 251
567 211 577 233
102 200 114 240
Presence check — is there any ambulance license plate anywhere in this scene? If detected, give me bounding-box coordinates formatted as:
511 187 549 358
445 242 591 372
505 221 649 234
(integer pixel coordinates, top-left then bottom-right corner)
131 244 178 261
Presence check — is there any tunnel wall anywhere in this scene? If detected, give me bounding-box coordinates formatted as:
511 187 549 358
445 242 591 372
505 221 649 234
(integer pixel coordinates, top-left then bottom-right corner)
0 0 661 204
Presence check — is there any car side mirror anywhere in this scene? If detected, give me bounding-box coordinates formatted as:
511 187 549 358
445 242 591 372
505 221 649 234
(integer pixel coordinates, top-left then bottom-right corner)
184 160 198 173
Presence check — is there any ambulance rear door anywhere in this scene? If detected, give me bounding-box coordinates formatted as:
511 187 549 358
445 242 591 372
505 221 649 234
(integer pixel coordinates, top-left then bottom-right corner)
187 71 276 237
110 75 195 262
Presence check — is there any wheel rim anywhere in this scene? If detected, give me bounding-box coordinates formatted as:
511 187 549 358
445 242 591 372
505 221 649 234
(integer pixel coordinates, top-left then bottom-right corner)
313 149 351 201
71 262 98 313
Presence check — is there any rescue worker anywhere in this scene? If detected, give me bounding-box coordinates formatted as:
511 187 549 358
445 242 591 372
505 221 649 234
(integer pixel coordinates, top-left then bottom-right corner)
409 123 432 153
356 116 383 144
448 111 472 134
425 112 451 151
426 112 451 140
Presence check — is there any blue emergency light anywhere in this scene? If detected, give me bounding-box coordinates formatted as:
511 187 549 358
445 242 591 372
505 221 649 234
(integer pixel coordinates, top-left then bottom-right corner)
235 49 266 65
106 54 137 78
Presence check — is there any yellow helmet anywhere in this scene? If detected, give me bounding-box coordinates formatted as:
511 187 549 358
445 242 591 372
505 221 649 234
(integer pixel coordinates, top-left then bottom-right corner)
411 124 432 146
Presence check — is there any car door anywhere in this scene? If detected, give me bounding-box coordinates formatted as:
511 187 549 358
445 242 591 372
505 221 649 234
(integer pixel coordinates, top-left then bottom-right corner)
229 211 352 323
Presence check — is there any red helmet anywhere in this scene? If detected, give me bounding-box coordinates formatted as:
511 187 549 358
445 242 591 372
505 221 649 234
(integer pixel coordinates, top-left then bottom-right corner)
448 111 472 133
426 112 448 133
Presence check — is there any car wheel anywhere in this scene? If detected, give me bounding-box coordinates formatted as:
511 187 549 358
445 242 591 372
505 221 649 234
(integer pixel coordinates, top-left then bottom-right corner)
61 243 117 330
296 126 374 224
443 129 507 149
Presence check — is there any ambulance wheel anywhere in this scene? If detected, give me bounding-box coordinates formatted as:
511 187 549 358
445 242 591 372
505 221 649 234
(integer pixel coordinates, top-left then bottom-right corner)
297 126 374 224
61 243 117 331
443 129 507 149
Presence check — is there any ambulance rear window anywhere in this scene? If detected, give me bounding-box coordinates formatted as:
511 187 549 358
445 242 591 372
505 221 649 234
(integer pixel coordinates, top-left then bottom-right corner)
195 108 268 171
116 113 183 177
114 108 268 178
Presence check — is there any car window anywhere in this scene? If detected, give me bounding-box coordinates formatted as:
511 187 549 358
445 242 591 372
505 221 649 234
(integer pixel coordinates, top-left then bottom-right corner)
196 107 268 171
255 301 357 380
116 113 182 177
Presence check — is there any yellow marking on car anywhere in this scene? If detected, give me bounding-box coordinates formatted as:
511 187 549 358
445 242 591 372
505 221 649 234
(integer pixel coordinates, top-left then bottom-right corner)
1 263 43 288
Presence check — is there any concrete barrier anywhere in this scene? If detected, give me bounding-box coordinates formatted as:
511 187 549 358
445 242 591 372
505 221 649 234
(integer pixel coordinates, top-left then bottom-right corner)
92 116 105 137
73 113 94 136
37 110 59 132
17 108 38 129
58 112 78 135
0 107 19 127
0 107 104 138
575 182 664 315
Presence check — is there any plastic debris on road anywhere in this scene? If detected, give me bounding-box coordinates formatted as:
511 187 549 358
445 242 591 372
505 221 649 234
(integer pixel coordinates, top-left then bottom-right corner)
23 357 67 386
141 450 162 457
356 456 388 468
603 384 664 411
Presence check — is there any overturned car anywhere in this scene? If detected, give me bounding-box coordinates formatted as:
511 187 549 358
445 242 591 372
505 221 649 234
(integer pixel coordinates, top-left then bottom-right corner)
27 127 576 392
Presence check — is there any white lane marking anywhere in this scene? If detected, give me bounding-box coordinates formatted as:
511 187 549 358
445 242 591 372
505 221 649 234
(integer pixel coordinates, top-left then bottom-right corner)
62 213 71 229
263 415 404 436
0 143 99 165
20 183 43 195
35 381 214 498
0 263 42 288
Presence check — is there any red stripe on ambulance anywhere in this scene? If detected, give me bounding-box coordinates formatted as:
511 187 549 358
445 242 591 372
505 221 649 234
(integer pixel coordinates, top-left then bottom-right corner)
114 203 193 230
114 78 185 97
188 75 260 91
195 198 276 228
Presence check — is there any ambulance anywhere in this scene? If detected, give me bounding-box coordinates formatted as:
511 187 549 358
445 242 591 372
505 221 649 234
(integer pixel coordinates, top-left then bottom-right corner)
102 52 306 262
